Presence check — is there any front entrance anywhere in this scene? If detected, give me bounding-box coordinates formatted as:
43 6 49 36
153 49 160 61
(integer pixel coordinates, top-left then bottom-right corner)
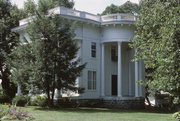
112 75 117 96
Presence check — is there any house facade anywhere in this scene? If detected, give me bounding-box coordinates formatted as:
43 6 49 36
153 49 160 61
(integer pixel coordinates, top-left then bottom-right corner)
12 6 145 109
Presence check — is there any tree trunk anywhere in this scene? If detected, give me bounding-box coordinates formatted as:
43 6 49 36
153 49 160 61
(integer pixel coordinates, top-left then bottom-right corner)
46 90 51 107
51 87 55 107
145 85 151 106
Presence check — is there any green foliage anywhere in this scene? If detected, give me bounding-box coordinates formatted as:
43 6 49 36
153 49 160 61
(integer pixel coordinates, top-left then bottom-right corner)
57 98 80 108
11 0 85 107
173 111 180 120
0 106 34 120
24 0 74 16
24 0 37 16
9 44 34 95
27 13 85 106
0 0 22 101
12 96 30 107
51 0 74 8
30 95 47 107
131 0 180 105
0 87 9 103
102 1 139 15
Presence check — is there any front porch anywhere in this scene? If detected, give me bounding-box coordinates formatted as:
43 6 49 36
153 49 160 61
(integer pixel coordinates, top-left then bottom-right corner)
101 41 144 98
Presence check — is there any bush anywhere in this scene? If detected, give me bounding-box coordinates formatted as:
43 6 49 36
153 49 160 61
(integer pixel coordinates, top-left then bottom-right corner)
0 106 34 121
0 107 7 119
12 96 30 107
57 97 80 108
30 95 47 107
173 111 180 120
0 95 10 104
0 87 10 103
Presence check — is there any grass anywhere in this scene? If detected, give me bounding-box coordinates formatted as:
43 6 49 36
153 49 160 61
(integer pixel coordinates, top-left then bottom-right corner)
9 106 175 121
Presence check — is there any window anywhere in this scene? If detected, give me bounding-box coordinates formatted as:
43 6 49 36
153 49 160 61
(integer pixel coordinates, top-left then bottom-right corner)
88 71 96 90
91 42 96 58
111 45 117 61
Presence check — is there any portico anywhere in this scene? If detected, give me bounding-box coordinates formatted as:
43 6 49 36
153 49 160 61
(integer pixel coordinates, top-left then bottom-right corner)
101 41 143 98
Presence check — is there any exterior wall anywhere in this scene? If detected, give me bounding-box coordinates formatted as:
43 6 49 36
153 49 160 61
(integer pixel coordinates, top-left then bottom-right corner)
101 25 135 43
75 24 101 99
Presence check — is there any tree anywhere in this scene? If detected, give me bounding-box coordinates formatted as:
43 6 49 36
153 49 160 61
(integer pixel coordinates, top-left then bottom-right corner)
9 43 34 95
12 1 85 106
0 0 23 101
131 0 180 106
101 1 139 15
51 0 74 8
24 0 74 17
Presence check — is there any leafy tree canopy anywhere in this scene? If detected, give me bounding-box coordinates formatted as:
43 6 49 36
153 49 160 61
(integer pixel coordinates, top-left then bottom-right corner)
131 0 180 105
0 0 23 100
24 0 74 16
101 1 139 15
11 0 85 106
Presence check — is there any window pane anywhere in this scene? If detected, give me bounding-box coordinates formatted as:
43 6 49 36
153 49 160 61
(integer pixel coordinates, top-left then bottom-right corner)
91 42 96 58
87 71 96 90
111 45 117 61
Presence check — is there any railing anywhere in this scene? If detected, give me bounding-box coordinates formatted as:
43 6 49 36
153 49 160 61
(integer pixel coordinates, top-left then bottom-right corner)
85 13 101 21
101 14 137 22
19 17 35 26
60 7 81 17
19 7 137 26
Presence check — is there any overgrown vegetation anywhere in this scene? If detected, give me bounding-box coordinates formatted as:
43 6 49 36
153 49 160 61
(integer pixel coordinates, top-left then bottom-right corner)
30 95 47 107
12 96 30 107
131 0 180 109
101 1 139 15
10 0 85 107
0 105 34 120
0 0 21 102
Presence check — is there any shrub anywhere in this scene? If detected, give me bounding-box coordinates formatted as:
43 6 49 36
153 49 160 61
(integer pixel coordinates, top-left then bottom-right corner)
0 107 7 119
30 95 47 107
0 88 10 103
0 95 10 104
0 106 34 120
57 97 80 108
173 111 180 120
12 96 30 107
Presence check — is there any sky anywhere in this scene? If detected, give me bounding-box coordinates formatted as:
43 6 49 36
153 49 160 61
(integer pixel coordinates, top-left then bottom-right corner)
11 0 139 14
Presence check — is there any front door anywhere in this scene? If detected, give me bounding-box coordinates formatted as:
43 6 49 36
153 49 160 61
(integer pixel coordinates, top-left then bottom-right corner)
112 75 117 96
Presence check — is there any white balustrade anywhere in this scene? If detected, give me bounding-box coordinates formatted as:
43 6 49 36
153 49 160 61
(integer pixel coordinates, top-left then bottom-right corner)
85 13 100 21
19 7 137 26
101 14 137 22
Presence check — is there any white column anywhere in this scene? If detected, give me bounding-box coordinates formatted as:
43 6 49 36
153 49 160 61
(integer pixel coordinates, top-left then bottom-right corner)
135 49 139 97
101 43 105 97
16 84 22 96
139 60 143 97
118 42 122 97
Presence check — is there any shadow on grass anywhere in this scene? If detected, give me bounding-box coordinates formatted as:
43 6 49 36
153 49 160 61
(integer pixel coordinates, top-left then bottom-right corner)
33 106 174 114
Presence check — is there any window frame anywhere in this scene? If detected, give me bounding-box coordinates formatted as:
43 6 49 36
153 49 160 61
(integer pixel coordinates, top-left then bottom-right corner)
87 70 97 90
111 45 118 62
91 42 96 58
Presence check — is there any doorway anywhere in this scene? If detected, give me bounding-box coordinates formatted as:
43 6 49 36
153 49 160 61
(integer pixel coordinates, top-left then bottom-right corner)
112 75 117 96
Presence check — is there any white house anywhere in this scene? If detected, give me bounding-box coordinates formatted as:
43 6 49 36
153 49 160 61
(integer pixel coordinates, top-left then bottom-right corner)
12 6 145 109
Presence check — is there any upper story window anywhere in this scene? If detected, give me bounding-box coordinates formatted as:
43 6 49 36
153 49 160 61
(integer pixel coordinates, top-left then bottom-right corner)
91 42 96 58
111 45 117 62
88 71 96 90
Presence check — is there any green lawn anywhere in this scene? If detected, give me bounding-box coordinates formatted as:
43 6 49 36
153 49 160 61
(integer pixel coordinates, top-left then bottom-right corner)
19 106 175 121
